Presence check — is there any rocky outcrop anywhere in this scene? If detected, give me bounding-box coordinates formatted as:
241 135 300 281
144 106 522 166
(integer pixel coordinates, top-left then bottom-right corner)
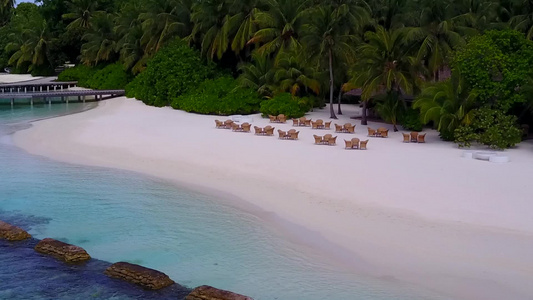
34 238 91 262
0 220 31 241
104 262 174 290
186 285 254 300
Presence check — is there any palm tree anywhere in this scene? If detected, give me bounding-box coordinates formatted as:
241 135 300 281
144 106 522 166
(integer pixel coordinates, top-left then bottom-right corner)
115 0 147 73
80 13 117 65
248 0 310 58
227 0 265 55
6 19 54 72
509 0 533 39
272 49 321 96
140 0 190 57
302 2 367 118
190 0 232 59
405 0 469 81
237 51 275 96
346 26 418 125
374 91 405 131
0 0 14 26
62 0 100 30
413 70 477 138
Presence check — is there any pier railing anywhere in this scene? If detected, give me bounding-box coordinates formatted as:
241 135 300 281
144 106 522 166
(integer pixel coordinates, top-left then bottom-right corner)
0 89 126 106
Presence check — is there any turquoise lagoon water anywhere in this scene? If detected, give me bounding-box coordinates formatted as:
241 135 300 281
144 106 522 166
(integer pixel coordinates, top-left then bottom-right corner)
0 104 447 300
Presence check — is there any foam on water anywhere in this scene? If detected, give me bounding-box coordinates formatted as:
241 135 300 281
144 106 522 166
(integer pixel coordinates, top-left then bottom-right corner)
0 104 446 299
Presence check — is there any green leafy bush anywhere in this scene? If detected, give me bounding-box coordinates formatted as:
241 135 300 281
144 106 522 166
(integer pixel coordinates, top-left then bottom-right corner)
171 76 262 115
57 65 99 86
400 108 423 131
85 63 133 90
260 93 310 118
126 39 215 107
454 108 522 149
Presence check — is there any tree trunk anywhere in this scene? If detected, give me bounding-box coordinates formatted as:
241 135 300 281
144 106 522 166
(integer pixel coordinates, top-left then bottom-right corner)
337 88 343 115
361 100 368 125
328 49 337 119
393 123 398 131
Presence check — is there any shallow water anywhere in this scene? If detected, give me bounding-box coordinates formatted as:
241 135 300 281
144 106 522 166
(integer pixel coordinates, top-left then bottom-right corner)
0 103 446 299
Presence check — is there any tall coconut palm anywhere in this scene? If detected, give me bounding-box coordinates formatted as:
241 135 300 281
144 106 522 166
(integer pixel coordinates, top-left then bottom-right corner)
80 12 117 65
237 51 275 96
302 2 367 118
413 70 477 138
6 19 54 72
115 0 146 73
273 49 321 96
140 0 191 56
509 0 533 39
62 0 100 30
405 0 470 81
248 0 310 58
190 0 232 59
346 26 418 125
0 0 14 26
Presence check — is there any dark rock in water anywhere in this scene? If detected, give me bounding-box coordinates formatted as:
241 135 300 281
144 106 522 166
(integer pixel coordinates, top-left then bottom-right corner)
34 238 91 262
186 285 254 300
0 220 31 241
104 262 175 290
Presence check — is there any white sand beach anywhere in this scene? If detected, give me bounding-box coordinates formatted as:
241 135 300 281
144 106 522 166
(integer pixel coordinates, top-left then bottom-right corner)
0 74 41 84
12 97 533 299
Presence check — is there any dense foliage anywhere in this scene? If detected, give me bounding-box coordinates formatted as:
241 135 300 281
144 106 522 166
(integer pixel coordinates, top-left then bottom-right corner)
453 30 533 111
2 0 533 148
454 108 522 149
260 93 310 119
125 39 215 107
171 76 262 115
85 63 132 89
57 65 99 86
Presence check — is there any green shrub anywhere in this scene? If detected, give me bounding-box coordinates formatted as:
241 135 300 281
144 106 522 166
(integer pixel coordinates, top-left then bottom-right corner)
260 93 309 118
85 63 133 90
171 76 262 115
57 65 98 86
126 39 215 107
454 108 522 149
400 108 423 131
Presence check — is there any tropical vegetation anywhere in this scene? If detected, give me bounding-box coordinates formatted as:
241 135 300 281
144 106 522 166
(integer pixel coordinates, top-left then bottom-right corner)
2 0 533 148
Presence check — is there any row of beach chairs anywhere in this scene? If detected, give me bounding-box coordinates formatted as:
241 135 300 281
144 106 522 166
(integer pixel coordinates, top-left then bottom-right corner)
254 126 275 136
269 114 287 123
217 119 435 149
344 138 369 150
403 132 426 143
314 134 337 146
278 129 300 140
368 127 389 138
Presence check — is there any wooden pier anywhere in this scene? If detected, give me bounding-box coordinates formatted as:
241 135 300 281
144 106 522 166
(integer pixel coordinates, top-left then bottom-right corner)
0 81 78 93
0 89 126 106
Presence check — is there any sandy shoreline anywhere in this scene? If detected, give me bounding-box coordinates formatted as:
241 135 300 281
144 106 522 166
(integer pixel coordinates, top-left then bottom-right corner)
12 97 533 299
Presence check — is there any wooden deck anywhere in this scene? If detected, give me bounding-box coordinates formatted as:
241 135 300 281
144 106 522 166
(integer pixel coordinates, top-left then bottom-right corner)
0 89 125 106
0 81 78 93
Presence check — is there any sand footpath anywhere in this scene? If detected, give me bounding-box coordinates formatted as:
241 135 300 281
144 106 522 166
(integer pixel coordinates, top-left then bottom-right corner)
13 97 533 299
